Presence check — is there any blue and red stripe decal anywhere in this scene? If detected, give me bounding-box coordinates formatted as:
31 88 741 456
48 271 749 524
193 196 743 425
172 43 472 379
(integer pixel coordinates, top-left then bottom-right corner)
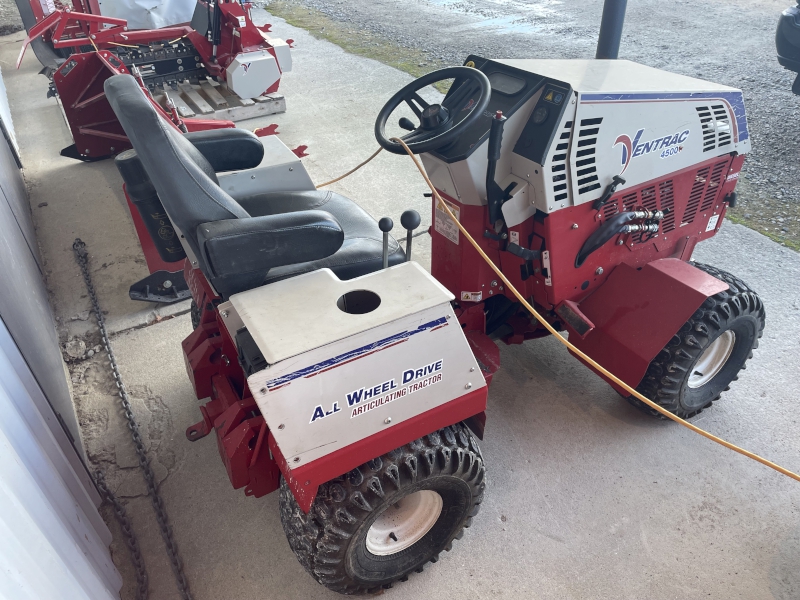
580 91 748 143
263 317 449 391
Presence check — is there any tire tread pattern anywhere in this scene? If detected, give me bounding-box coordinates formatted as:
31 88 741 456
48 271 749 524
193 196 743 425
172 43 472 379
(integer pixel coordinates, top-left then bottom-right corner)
628 262 766 419
279 422 485 595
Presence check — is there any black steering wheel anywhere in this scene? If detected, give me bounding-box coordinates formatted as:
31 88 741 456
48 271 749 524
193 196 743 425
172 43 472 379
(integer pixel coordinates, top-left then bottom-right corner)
375 66 492 155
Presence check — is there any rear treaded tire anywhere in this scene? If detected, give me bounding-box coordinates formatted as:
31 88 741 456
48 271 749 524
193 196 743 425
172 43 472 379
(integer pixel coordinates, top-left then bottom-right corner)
279 422 485 595
628 261 765 419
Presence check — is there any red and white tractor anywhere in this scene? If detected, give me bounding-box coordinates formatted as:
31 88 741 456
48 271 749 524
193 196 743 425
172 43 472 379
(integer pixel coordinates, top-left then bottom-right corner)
102 53 764 594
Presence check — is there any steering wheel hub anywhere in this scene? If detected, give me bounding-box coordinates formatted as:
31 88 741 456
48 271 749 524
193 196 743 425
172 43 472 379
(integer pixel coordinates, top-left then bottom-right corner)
421 104 448 129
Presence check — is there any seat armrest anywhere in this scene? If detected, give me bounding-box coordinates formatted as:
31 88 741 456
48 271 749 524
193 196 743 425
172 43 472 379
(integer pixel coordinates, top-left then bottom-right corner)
196 210 344 278
183 128 265 172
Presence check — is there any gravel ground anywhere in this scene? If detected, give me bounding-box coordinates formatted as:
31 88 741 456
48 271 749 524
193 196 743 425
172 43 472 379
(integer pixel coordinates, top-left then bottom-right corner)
0 0 23 36
265 0 800 250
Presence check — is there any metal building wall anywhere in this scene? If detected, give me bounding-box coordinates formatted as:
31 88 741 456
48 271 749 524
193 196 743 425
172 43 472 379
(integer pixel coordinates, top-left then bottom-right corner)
0 65 85 459
0 66 122 598
0 319 123 598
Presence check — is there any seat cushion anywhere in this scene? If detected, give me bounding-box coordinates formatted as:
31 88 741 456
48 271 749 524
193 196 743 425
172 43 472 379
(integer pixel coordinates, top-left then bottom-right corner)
105 75 248 276
235 190 407 282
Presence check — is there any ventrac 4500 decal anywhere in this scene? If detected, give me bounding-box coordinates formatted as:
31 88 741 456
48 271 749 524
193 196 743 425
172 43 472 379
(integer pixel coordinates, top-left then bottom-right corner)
613 128 690 174
309 359 444 423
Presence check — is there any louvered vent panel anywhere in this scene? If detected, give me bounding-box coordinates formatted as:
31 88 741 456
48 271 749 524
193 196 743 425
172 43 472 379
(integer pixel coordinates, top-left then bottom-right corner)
659 180 676 232
712 104 732 148
550 120 572 202
600 190 638 221
696 106 715 152
640 186 657 211
602 200 619 220
576 118 602 195
621 191 638 212
700 160 728 212
682 167 710 225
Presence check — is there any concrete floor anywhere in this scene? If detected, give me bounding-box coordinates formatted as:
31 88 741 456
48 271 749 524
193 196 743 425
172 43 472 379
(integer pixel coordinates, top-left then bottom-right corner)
2 8 800 600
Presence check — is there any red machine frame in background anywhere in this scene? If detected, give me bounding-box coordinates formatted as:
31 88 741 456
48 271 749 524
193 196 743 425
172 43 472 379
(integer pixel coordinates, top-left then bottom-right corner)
18 0 291 159
51 49 233 156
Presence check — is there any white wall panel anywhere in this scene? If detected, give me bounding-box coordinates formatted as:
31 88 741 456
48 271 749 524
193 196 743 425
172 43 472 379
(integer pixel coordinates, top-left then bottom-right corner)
0 320 122 599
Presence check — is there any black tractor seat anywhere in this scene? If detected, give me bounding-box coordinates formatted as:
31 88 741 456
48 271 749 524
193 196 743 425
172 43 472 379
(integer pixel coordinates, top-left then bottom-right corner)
104 74 405 298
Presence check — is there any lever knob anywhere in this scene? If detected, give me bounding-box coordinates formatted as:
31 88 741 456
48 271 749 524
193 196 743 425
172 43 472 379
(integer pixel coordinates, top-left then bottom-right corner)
378 217 393 269
401 210 421 231
400 210 421 262
398 117 416 132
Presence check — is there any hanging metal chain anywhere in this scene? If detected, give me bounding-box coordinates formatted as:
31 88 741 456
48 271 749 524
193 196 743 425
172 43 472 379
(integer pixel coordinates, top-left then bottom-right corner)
94 470 149 600
73 239 193 600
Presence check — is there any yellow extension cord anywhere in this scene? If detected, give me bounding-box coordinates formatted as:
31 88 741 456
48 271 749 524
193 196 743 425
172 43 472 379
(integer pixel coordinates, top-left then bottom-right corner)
316 137 800 484
317 147 384 188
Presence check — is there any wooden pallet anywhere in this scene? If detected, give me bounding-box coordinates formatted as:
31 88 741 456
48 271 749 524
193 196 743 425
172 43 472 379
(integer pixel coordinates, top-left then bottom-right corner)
153 79 286 122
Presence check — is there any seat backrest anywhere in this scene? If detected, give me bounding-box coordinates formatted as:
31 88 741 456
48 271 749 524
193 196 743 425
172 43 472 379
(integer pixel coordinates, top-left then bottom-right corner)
104 75 249 270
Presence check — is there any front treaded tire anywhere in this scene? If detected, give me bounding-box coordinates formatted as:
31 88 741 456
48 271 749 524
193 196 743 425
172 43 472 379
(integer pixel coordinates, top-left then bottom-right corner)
279 422 485 595
629 262 766 419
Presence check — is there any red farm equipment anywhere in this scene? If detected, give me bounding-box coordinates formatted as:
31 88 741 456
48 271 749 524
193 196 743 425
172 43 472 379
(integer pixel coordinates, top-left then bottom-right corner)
16 0 292 161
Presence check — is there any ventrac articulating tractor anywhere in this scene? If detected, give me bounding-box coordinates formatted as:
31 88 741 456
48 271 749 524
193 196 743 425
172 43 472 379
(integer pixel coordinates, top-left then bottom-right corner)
104 55 763 593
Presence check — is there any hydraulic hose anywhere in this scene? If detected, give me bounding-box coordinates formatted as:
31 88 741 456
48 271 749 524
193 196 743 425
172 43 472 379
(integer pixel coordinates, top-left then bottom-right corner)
575 210 638 267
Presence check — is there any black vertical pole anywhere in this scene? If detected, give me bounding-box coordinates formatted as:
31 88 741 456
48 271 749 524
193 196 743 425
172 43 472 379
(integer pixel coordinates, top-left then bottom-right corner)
595 0 628 59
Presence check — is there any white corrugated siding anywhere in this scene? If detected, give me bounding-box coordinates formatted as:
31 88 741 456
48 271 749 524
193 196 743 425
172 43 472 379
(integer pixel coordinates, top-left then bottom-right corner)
0 319 122 599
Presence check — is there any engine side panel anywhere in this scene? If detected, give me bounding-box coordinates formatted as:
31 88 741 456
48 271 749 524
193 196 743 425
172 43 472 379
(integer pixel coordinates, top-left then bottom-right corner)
537 153 738 309
429 154 742 312
571 91 750 208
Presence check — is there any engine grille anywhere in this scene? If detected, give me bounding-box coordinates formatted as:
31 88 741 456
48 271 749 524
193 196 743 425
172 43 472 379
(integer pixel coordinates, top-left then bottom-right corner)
575 118 602 196
682 159 728 226
550 120 572 203
598 156 730 246
713 104 732 148
696 105 732 152
683 166 710 225
659 179 676 233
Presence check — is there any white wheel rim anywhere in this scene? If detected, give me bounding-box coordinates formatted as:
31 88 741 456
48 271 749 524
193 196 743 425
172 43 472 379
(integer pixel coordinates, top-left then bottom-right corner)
365 490 443 556
688 330 736 389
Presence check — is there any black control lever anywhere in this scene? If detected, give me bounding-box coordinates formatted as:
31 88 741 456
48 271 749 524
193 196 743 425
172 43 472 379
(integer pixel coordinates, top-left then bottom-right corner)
210 1 222 60
486 111 508 227
400 210 421 262
379 217 393 269
506 243 540 261
483 230 507 241
399 117 416 132
593 175 626 210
